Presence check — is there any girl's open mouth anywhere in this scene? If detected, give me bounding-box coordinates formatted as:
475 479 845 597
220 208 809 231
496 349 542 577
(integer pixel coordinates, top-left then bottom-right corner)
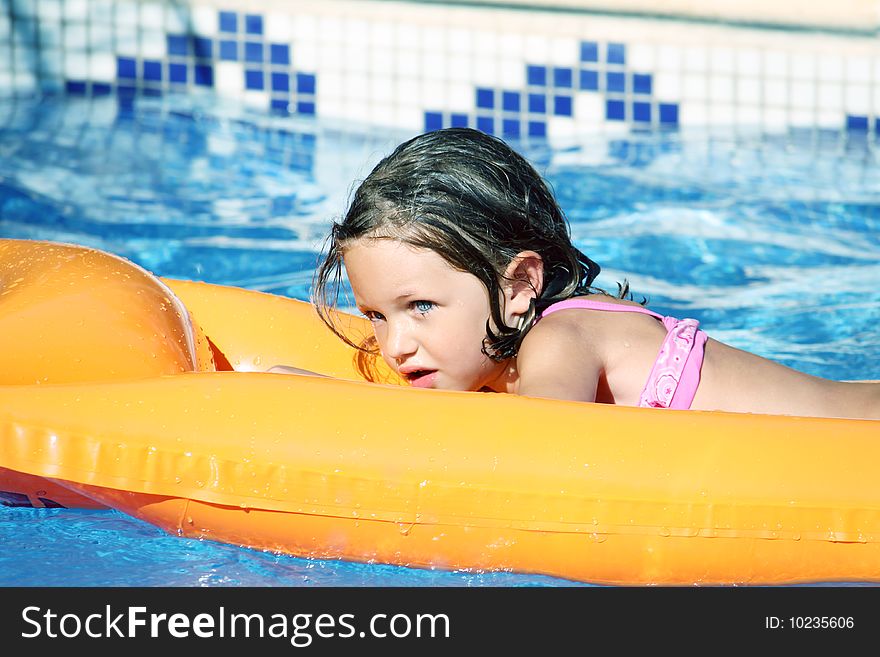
405 370 437 388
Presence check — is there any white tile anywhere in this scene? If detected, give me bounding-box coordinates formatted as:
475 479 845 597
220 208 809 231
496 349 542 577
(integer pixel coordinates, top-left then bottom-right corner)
394 105 423 130
139 2 164 30
264 12 291 42
574 91 604 121
38 22 62 48
393 77 420 104
318 98 344 120
844 84 871 114
547 116 578 139
421 50 448 80
472 57 497 86
763 78 788 106
683 46 708 73
316 70 343 99
370 74 394 103
710 47 735 75
63 51 88 78
817 54 844 82
736 77 761 104
242 90 269 108
656 44 683 71
344 72 370 102
369 21 395 48
790 53 815 80
422 25 446 51
89 52 115 81
736 48 762 75
472 30 498 58
817 81 843 111
215 61 244 95
395 22 420 50
815 109 843 129
499 58 523 87
395 49 420 77
191 6 218 37
292 16 319 43
448 27 473 53
115 2 138 27
549 37 578 66
345 43 369 73
446 81 472 111
294 43 319 71
736 105 762 125
40 48 63 76
369 103 396 127
343 18 369 48
318 43 344 70
763 50 788 77
63 0 88 21
680 103 709 126
762 107 789 131
448 54 472 83
790 80 816 109
318 17 344 43
524 34 550 62
64 23 89 50
709 75 734 103
682 74 708 100
788 108 816 127
710 104 735 124
653 72 682 102
499 33 524 59
38 0 63 21
165 5 189 33
874 84 880 112
845 56 872 83
370 47 395 76
421 76 447 107
114 24 139 57
628 43 654 70
141 30 166 59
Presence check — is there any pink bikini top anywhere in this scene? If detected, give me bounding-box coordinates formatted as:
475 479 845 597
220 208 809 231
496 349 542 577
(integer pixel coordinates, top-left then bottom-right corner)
539 298 708 410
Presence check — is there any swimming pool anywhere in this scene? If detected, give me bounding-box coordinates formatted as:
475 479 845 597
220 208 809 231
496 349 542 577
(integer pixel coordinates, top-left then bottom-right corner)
1 91 877 586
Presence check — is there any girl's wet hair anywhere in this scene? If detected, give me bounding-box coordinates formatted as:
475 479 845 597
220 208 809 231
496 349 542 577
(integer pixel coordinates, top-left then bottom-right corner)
313 127 621 363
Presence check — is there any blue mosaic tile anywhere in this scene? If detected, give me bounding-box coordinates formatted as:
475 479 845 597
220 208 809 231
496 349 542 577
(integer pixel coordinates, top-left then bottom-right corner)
143 60 162 81
606 99 625 121
193 37 213 59
245 14 263 36
580 41 599 62
272 72 290 92
528 93 546 114
633 101 651 122
167 35 188 56
65 80 87 94
424 111 443 131
633 73 652 95
450 113 469 128
476 87 494 109
476 115 494 134
876 118 880 133
607 43 625 65
245 42 263 64
528 121 546 137
502 91 520 112
219 40 238 61
553 67 573 88
579 69 598 91
270 99 289 113
194 64 213 86
270 44 290 66
93 83 112 95
502 118 520 138
297 101 315 115
219 11 237 33
553 95 572 117
659 103 678 125
169 63 187 84
527 65 547 87
606 71 626 93
296 73 316 94
846 115 869 131
245 69 264 90
143 87 162 97
117 57 137 79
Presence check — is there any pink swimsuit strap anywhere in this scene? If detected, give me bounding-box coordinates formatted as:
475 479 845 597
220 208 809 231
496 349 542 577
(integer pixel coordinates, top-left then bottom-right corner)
540 298 707 410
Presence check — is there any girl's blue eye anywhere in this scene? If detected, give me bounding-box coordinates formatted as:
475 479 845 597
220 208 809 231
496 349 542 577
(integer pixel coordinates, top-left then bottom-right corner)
363 310 384 322
413 300 433 314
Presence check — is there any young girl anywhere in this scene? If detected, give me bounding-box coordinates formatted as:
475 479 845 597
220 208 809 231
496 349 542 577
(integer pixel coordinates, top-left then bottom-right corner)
297 127 879 420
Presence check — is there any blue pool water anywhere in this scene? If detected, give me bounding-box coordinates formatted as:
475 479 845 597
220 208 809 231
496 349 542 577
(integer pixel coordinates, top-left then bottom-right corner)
1 93 878 586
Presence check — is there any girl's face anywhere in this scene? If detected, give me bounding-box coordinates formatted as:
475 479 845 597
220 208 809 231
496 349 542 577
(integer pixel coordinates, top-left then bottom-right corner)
343 238 511 392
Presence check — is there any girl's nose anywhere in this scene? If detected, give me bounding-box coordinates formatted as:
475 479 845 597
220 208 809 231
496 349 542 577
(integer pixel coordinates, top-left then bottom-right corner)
382 319 418 362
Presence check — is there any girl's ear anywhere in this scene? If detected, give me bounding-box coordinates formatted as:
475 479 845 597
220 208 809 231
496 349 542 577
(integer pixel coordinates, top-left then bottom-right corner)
502 251 544 325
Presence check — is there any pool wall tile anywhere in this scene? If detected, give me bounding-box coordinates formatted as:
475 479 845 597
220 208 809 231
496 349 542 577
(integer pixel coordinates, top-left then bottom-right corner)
1 0 879 140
